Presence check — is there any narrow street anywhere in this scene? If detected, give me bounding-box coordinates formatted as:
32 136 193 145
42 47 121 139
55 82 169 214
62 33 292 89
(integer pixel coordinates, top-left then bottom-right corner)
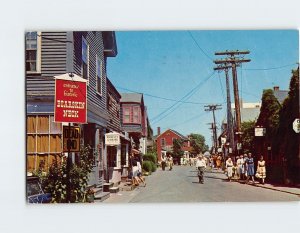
103 166 300 203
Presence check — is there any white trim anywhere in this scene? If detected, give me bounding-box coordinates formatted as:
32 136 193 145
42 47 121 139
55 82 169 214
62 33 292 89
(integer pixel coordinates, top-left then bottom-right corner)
96 55 103 96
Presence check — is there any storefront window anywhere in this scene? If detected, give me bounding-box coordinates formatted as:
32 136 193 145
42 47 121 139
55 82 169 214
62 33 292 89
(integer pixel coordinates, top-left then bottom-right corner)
26 115 62 172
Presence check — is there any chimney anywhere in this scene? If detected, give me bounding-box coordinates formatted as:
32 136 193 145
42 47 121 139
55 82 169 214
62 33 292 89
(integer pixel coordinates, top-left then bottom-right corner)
273 86 279 91
157 127 161 135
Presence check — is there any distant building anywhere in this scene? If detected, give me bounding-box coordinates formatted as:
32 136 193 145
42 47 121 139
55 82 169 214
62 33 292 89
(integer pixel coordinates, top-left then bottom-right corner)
120 93 149 156
156 128 191 162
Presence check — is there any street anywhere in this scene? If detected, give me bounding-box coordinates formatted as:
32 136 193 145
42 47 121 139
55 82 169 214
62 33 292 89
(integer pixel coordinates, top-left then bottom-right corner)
103 165 300 203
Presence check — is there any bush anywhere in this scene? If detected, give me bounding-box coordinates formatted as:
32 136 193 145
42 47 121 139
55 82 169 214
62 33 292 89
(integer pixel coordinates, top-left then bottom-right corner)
151 161 157 172
142 161 152 173
143 153 157 164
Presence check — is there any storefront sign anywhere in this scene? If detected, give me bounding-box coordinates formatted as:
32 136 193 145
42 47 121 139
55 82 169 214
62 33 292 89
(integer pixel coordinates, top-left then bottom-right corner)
54 74 87 123
63 126 80 152
255 127 266 136
105 133 120 146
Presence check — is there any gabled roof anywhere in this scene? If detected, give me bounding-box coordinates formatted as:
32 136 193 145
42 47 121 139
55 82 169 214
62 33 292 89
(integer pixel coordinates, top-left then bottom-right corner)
274 90 288 104
120 93 143 103
156 129 189 140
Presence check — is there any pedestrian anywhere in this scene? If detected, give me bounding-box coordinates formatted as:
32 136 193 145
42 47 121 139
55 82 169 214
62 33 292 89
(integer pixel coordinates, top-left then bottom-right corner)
255 156 266 184
168 155 173 171
237 155 245 180
209 156 214 169
137 160 146 187
130 154 139 186
161 156 166 171
225 157 234 181
246 152 255 184
196 155 206 184
244 153 248 178
216 154 222 169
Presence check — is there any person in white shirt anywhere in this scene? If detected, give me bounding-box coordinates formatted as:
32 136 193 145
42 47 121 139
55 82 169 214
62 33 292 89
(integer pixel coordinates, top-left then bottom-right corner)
196 155 206 184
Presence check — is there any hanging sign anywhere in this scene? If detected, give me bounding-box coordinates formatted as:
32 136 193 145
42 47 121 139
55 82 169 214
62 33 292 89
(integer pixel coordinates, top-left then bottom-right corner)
255 127 266 136
54 73 87 123
63 126 80 152
105 132 120 146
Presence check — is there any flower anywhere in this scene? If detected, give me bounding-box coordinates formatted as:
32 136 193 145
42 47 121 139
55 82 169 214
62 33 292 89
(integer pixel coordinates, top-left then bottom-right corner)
86 188 95 195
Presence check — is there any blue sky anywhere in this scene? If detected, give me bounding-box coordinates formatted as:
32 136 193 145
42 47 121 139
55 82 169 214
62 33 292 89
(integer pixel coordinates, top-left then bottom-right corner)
106 30 299 146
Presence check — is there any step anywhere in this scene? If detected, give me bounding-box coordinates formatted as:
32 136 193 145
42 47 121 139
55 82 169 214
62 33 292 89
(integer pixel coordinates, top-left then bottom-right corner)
93 187 103 195
103 182 114 192
109 187 119 193
94 192 110 201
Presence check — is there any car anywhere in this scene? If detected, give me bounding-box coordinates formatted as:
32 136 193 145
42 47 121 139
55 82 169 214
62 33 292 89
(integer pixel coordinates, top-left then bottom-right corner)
27 176 51 203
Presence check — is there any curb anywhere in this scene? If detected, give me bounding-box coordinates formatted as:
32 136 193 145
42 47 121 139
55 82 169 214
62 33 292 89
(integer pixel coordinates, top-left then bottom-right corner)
252 183 300 197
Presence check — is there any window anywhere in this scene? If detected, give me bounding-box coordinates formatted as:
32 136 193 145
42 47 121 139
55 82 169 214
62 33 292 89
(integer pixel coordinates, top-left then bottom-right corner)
26 32 41 72
82 37 89 80
161 138 166 147
96 55 102 94
27 115 62 172
107 146 117 167
123 107 131 123
133 106 141 123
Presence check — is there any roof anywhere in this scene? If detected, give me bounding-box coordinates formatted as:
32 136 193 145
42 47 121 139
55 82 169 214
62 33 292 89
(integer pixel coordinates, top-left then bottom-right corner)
120 93 143 103
156 129 189 140
240 107 260 122
274 90 288 104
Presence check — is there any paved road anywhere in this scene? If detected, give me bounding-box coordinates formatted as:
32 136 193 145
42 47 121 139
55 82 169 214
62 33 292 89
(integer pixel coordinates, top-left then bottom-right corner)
103 165 300 203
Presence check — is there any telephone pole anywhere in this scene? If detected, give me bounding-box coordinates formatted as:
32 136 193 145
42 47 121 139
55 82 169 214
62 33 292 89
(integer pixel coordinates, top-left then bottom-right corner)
207 123 215 153
214 50 250 153
205 104 222 153
214 65 234 152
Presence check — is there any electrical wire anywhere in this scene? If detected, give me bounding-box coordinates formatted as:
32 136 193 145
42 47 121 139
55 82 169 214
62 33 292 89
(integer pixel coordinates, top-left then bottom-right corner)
217 72 226 102
115 86 218 105
243 63 298 71
150 71 216 124
163 112 207 129
187 31 213 61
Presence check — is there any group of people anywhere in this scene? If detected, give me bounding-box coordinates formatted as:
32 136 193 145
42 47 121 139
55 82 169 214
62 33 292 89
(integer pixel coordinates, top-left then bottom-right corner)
194 152 267 185
161 155 174 171
225 153 266 184
129 154 146 187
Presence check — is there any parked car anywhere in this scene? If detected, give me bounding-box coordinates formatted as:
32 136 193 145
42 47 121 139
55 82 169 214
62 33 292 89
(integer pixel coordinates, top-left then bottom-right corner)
27 176 51 203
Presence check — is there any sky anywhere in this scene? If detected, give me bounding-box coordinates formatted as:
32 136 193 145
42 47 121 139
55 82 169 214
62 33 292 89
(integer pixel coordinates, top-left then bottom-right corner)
107 30 298 146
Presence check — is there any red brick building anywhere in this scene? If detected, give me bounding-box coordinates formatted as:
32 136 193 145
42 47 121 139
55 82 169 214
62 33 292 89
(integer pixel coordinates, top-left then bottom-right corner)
156 128 191 162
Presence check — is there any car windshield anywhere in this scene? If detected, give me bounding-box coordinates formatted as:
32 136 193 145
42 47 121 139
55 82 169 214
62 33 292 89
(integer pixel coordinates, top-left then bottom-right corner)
27 181 43 196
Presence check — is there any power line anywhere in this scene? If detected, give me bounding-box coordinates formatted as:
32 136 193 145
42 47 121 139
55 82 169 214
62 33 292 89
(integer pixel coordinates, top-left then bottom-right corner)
151 71 216 124
115 86 215 105
217 72 226 102
187 31 213 61
243 63 297 71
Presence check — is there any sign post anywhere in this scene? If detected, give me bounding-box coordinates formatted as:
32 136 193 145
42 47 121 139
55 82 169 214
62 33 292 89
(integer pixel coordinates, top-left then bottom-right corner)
54 73 87 203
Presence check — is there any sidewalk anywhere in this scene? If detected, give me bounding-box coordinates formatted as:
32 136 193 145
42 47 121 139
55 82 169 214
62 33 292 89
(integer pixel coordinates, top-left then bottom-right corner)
208 168 300 196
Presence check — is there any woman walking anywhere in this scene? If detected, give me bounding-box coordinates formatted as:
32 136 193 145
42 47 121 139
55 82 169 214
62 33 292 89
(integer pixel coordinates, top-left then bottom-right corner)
256 156 266 184
225 157 234 182
246 153 255 184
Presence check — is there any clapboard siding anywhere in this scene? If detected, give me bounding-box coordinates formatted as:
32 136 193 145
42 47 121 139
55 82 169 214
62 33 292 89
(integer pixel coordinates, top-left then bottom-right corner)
73 31 107 114
41 32 67 77
107 79 122 132
27 31 108 121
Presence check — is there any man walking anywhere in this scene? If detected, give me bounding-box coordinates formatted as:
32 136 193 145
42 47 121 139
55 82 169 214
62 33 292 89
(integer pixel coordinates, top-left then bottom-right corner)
196 155 206 184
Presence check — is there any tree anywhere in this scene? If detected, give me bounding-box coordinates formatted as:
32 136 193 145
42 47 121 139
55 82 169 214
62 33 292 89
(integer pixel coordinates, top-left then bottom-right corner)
273 68 299 183
172 138 184 159
256 89 281 140
189 133 209 155
241 120 256 153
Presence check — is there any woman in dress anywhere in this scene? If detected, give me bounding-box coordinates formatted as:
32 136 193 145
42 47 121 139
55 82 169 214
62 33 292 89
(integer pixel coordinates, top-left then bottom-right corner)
256 156 266 184
246 153 255 184
226 157 234 182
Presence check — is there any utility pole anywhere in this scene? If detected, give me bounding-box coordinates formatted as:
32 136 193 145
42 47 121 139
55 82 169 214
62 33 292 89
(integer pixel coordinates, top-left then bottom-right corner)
214 65 234 154
214 50 250 153
205 105 222 153
207 123 215 153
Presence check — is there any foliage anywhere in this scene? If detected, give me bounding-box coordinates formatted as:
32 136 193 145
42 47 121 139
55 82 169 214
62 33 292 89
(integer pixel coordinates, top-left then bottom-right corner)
241 120 256 153
189 133 209 155
150 161 157 172
172 138 184 159
143 152 157 164
273 68 299 182
42 145 95 203
256 89 281 140
142 160 152 173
